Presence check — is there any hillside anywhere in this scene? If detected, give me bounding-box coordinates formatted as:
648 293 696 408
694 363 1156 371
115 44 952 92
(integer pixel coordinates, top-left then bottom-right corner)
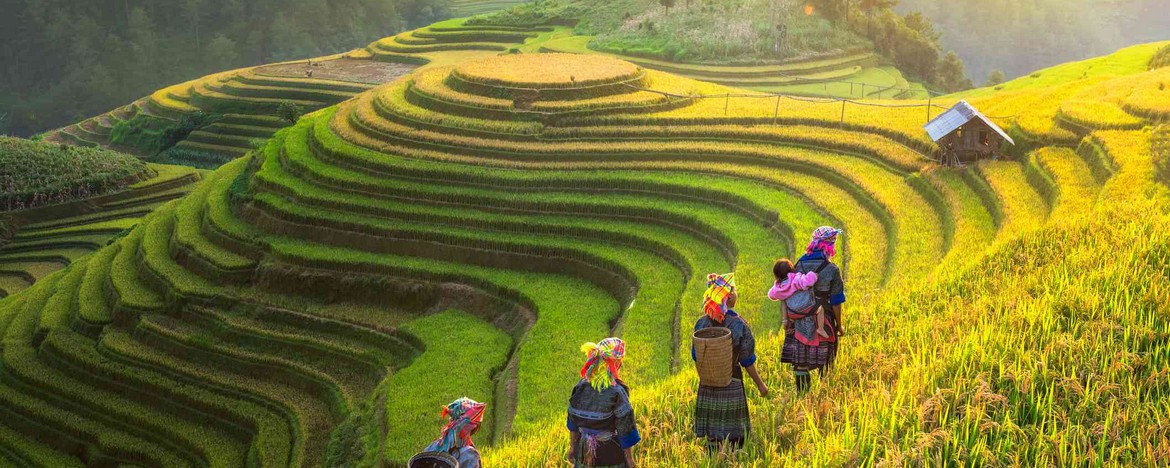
466 0 966 98
0 0 444 138
0 19 1167 465
898 0 1170 81
40 56 417 168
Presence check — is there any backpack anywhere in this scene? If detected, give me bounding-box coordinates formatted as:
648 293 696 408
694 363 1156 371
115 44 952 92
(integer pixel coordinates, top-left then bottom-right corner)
784 260 831 316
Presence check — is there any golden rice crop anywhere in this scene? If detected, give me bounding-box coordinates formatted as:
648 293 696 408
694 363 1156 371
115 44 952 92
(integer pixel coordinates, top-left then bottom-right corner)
1059 100 1145 130
408 67 674 114
1121 68 1170 121
920 168 997 271
453 53 641 88
1032 147 1101 219
973 160 1050 242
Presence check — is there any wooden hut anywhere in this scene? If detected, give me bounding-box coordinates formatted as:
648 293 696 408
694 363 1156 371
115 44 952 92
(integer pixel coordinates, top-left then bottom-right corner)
925 100 1014 166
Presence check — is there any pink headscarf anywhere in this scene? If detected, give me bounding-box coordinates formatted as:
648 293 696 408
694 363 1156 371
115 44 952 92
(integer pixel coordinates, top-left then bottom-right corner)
806 226 843 257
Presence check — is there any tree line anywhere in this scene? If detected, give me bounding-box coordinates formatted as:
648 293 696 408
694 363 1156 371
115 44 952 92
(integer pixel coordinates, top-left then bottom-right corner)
0 0 450 137
806 0 973 93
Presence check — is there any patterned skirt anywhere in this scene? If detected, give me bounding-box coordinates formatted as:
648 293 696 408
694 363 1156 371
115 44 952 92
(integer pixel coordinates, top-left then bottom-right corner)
781 326 838 369
571 431 626 468
694 378 750 445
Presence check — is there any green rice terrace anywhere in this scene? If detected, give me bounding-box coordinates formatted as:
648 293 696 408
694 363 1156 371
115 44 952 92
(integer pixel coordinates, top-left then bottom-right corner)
0 138 202 298
1 7 1168 468
41 57 417 169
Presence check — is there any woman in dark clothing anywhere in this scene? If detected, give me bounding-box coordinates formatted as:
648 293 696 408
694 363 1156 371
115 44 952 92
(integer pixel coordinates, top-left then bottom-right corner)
781 226 847 393
413 398 485 468
567 337 641 468
692 273 769 450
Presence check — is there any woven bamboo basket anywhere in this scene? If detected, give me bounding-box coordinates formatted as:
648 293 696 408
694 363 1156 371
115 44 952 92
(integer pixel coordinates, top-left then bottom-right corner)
693 327 733 387
408 451 460 468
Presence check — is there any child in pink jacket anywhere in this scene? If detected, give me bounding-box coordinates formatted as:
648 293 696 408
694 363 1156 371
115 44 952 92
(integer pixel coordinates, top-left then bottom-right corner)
768 259 830 338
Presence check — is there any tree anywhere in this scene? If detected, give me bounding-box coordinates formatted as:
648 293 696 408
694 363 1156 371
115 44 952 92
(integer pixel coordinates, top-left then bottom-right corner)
986 69 1006 86
659 0 676 15
937 51 974 92
179 0 206 50
859 0 896 38
276 100 303 124
203 34 240 70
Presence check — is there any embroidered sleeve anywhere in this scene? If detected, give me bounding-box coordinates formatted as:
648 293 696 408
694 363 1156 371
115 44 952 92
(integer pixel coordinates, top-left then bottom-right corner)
613 386 640 449
738 321 758 368
829 265 846 305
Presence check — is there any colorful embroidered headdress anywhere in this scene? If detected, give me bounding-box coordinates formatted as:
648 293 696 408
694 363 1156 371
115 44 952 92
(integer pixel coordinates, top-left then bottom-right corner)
579 337 626 391
432 397 486 452
806 226 843 257
702 272 736 322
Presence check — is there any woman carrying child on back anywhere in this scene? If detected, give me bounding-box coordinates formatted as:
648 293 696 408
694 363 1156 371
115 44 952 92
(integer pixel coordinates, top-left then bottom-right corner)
769 259 831 339
773 226 847 393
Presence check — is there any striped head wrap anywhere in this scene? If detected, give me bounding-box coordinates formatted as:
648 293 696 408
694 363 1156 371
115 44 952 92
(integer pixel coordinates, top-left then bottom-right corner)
806 226 843 257
579 337 626 391
702 273 736 322
432 397 486 452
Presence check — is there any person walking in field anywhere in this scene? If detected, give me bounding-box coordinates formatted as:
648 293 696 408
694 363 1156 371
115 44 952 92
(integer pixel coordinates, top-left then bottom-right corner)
780 226 847 393
410 397 486 468
567 337 641 468
692 273 768 451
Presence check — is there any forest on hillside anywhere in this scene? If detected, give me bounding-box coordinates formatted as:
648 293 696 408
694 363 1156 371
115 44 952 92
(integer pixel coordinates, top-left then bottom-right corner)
898 0 1170 83
0 0 448 137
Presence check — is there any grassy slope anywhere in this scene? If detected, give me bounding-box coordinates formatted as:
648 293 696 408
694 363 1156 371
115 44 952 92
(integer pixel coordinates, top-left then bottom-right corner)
952 41 1170 99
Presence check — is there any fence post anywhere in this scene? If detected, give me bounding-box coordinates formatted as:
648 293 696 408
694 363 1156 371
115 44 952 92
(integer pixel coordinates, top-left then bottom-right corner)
772 95 781 125
724 93 729 115
927 95 932 122
839 100 846 127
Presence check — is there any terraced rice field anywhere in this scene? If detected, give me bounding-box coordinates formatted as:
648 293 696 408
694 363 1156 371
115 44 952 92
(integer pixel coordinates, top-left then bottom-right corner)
540 35 929 99
42 58 416 167
2 22 1168 468
0 165 202 298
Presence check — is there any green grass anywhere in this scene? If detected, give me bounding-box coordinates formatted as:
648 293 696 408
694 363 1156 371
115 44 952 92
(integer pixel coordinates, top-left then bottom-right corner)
379 310 512 462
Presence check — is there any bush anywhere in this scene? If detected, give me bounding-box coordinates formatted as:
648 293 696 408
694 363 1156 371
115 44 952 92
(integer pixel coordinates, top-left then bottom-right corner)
109 114 174 154
0 137 148 211
276 101 303 124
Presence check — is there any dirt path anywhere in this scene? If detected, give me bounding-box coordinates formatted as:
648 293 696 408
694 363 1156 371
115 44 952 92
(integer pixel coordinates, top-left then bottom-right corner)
255 59 416 84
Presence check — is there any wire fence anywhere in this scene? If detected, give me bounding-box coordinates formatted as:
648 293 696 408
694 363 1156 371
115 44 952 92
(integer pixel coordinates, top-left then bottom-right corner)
618 82 1021 127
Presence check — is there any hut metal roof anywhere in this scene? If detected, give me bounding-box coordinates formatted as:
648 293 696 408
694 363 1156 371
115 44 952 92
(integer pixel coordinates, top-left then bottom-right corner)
924 100 1015 145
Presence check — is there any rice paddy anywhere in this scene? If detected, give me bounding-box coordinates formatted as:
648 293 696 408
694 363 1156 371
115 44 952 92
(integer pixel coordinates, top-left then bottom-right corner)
0 13 1167 468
